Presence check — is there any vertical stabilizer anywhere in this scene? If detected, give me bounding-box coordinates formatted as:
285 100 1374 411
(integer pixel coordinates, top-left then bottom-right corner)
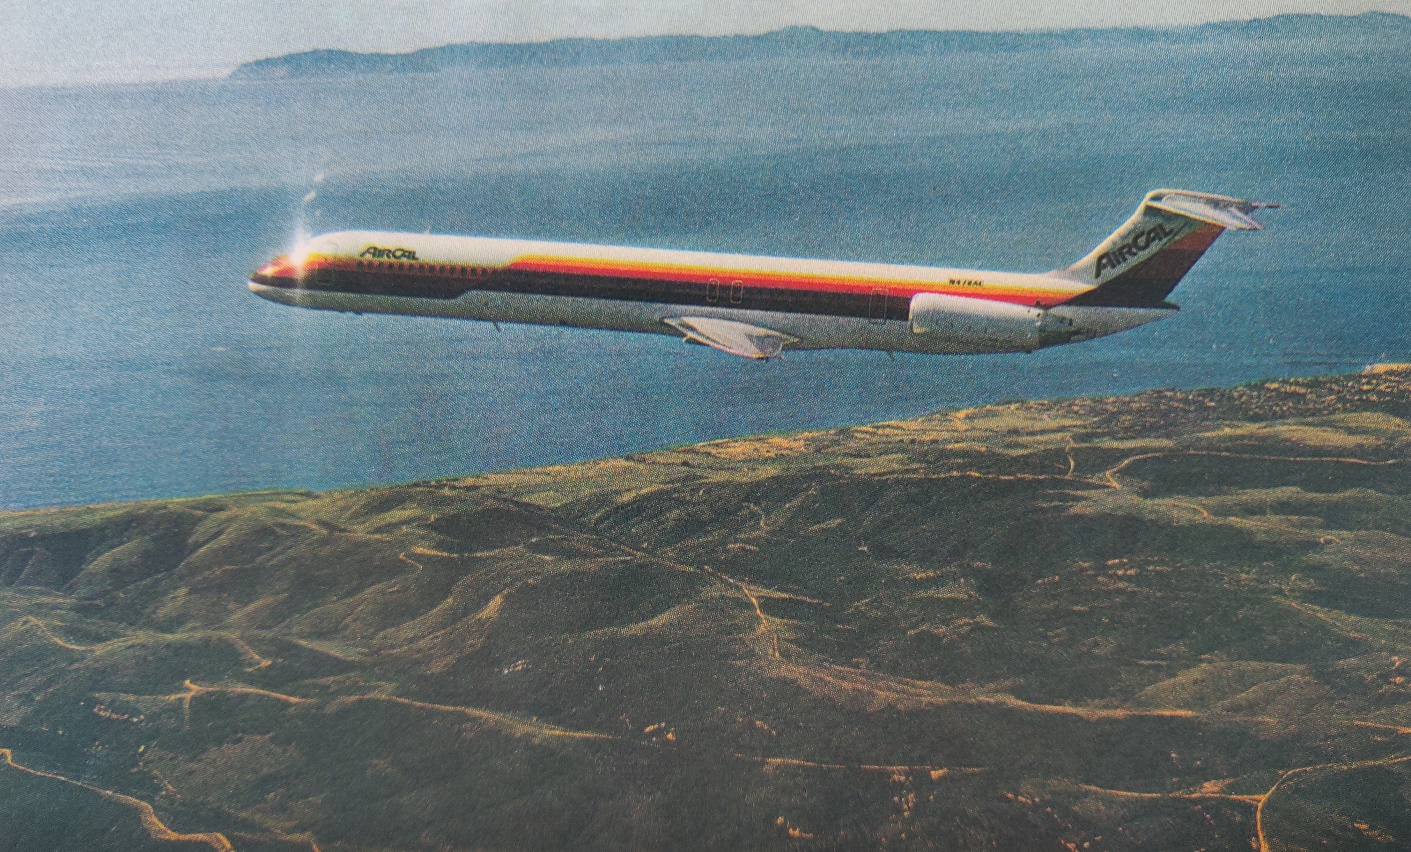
1059 190 1275 307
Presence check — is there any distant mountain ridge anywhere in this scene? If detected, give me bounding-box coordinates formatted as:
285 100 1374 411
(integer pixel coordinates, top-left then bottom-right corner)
230 12 1411 80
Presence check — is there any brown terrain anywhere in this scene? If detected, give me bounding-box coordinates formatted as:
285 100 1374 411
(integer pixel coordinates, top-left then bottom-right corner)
4 369 1411 850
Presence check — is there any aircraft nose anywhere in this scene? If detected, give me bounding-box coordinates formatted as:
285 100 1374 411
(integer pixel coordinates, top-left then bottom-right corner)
249 255 297 290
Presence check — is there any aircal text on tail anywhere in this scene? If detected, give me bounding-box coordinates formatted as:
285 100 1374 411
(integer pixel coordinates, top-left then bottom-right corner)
249 189 1276 359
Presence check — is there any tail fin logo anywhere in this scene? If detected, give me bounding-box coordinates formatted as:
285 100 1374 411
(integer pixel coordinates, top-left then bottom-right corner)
1094 222 1180 279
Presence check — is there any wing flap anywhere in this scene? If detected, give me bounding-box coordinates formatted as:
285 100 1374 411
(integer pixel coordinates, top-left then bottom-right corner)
662 316 797 359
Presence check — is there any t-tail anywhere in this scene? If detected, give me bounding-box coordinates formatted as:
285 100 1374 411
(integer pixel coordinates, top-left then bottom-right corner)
1057 190 1278 308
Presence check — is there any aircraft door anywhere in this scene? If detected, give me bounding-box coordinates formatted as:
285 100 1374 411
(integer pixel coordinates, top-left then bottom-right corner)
869 287 890 323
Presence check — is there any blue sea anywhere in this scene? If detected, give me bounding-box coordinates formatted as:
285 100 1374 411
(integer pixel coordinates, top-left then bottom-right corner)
2 32 1409 509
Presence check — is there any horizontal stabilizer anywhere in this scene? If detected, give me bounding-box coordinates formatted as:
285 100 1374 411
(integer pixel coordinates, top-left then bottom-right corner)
662 316 797 359
1146 191 1276 231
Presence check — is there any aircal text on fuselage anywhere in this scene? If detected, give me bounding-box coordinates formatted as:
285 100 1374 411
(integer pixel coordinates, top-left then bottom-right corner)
359 245 420 261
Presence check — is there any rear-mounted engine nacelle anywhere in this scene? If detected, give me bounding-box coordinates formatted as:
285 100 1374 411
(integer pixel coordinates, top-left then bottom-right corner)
908 292 1075 353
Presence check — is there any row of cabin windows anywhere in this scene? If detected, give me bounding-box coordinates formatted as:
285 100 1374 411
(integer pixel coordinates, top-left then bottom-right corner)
354 260 493 278
342 263 750 306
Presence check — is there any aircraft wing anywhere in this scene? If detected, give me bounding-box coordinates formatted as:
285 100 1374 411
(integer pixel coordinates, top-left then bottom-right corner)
662 316 797 360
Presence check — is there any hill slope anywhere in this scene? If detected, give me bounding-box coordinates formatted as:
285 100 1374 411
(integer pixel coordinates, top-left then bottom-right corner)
229 13 1411 80
5 371 1411 849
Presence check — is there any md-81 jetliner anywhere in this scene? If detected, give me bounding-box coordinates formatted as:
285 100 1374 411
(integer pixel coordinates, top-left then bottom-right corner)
250 189 1274 359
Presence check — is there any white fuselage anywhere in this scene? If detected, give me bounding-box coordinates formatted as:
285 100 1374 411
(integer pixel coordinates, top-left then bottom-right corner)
249 230 1177 355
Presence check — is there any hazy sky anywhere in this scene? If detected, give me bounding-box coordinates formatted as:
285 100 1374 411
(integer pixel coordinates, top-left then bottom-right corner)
9 0 1411 87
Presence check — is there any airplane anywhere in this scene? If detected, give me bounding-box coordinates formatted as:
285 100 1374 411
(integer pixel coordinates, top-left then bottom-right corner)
249 189 1275 359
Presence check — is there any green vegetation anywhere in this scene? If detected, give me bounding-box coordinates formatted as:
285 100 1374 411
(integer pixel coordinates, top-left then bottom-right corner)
4 371 1411 850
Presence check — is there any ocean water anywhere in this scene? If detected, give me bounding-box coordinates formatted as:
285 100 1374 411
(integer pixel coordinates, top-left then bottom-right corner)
1 34 1409 509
